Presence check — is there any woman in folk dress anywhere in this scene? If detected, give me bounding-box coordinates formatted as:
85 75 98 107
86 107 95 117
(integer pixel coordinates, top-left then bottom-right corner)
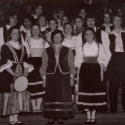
27 24 45 113
40 30 76 124
75 28 108 124
0 26 33 125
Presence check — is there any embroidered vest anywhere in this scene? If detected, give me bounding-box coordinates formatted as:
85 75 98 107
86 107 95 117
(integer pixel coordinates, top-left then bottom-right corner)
46 46 70 74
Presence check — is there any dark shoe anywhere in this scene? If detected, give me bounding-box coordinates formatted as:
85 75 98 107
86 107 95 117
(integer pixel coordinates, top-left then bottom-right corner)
37 110 43 114
110 110 116 113
15 121 25 125
91 119 96 124
9 122 16 125
46 119 55 124
33 110 37 113
85 119 91 124
57 119 64 124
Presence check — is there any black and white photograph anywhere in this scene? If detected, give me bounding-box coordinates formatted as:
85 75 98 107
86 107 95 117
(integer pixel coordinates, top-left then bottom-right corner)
0 0 125 125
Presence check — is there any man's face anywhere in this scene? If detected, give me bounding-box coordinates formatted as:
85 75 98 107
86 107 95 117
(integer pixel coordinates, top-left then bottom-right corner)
87 18 95 28
23 19 32 29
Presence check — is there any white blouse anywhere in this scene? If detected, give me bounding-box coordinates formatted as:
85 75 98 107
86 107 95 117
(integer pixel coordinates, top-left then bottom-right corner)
83 41 98 57
75 41 108 68
62 36 76 50
30 38 44 49
29 37 45 57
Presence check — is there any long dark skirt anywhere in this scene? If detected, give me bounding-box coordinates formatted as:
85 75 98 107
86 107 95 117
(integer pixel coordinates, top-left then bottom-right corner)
43 67 74 119
28 57 45 99
78 63 108 112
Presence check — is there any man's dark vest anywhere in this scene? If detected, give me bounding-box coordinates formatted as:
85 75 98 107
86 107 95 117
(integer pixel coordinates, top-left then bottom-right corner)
109 32 125 54
46 46 70 74
108 32 125 68
3 25 10 43
96 25 114 44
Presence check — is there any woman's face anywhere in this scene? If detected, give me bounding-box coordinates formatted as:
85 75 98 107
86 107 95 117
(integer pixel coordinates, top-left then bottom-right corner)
85 30 94 42
9 15 17 27
58 10 65 19
64 24 73 35
32 25 40 36
35 5 42 16
104 14 111 24
10 29 20 41
61 16 68 25
75 18 83 28
113 16 122 27
109 9 113 13
38 16 46 26
53 33 62 44
79 9 86 19
53 12 58 20
117 9 123 15
49 20 57 31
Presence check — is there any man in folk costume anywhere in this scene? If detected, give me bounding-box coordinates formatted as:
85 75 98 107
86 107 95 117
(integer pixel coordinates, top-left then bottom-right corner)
108 14 125 113
20 14 33 56
96 12 113 93
0 11 18 56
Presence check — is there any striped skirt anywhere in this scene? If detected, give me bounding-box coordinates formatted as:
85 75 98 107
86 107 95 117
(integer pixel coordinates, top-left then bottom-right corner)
0 91 31 116
78 63 108 112
28 57 45 99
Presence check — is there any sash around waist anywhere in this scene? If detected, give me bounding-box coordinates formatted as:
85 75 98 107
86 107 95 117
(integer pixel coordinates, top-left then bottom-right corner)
83 57 98 63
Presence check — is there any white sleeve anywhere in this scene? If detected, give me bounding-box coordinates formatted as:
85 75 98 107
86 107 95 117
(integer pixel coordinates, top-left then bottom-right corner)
101 30 111 61
44 41 50 48
75 46 83 68
74 33 83 68
98 44 109 67
75 33 82 55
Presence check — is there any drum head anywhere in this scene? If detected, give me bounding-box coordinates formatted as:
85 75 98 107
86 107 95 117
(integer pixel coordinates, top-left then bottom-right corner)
14 76 28 92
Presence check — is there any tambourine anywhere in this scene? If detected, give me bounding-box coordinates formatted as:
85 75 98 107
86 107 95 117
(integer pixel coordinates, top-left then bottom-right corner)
14 76 28 92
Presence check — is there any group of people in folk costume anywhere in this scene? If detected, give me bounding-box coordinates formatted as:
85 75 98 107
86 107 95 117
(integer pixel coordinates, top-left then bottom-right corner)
0 1 125 125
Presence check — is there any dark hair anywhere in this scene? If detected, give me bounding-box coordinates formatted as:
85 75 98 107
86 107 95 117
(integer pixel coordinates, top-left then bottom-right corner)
6 11 18 24
57 8 65 13
34 3 42 9
83 27 96 42
113 13 122 20
75 16 83 21
38 14 46 21
31 23 40 28
48 18 58 24
61 15 68 20
22 14 33 22
103 12 111 18
86 13 95 19
51 30 64 43
79 8 86 13
84 13 97 27
64 22 73 29
9 26 20 35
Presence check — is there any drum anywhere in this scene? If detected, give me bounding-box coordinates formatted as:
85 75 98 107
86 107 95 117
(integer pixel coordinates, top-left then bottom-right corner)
14 76 28 92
